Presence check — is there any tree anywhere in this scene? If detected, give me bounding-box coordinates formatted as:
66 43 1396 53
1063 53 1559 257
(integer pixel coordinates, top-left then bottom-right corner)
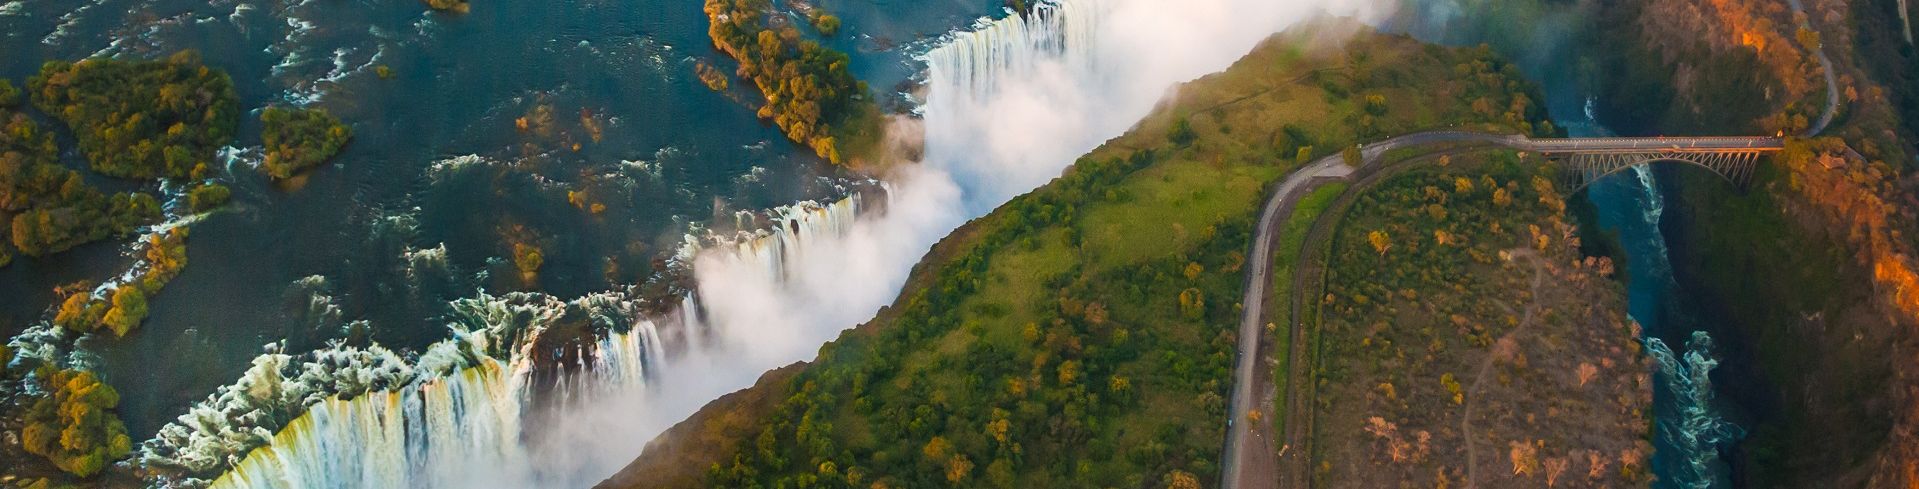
1795 27 1821 49
54 292 104 332
101 286 147 336
1510 440 1539 476
813 14 841 36
922 436 952 462
425 0 471 13
1367 230 1391 256
1363 93 1389 116
28 52 238 180
1341 144 1363 167
1177 288 1205 319
986 458 1016 488
1166 470 1201 489
514 243 544 282
1577 363 1598 386
945 454 973 484
0 79 17 108
188 183 230 213
1167 117 1197 146
1544 456 1570 487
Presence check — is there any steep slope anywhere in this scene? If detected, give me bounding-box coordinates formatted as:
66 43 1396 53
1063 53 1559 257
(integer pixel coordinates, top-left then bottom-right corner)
598 24 1557 489
1582 0 1919 485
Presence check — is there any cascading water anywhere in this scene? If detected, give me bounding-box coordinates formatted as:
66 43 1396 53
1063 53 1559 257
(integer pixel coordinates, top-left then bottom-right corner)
1645 332 1741 489
137 0 1369 486
138 290 665 488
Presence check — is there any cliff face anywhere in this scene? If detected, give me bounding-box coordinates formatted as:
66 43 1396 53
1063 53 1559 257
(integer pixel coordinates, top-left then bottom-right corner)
1588 0 1919 485
594 364 804 489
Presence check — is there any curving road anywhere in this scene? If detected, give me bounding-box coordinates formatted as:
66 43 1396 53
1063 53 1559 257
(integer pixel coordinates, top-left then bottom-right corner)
1787 0 1842 136
1220 131 1504 489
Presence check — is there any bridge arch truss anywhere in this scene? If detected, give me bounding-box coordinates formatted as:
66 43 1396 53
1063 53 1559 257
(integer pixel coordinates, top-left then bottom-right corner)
1549 150 1768 192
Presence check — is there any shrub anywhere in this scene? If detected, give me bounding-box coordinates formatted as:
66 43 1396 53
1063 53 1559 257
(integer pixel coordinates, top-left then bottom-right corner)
188 183 230 213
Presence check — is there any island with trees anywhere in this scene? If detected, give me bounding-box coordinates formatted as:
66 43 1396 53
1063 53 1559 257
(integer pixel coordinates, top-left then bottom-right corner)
703 0 882 166
0 344 135 484
28 51 238 180
260 106 353 180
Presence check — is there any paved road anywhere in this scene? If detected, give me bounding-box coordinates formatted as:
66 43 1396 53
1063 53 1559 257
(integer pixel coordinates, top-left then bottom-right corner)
1220 131 1500 489
1220 153 1351 489
1787 0 1841 136
1218 130 1782 489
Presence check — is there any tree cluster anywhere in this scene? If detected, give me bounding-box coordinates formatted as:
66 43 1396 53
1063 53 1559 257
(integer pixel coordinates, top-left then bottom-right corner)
705 0 867 164
27 50 238 180
0 81 160 264
19 367 134 478
260 106 352 180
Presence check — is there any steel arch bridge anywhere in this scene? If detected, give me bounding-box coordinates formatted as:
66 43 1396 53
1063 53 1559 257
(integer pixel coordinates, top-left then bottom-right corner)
1521 136 1785 191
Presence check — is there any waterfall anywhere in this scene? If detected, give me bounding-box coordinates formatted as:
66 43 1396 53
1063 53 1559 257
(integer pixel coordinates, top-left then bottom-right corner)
141 0 1364 486
922 1 1102 105
140 195 871 489
1645 331 1741 489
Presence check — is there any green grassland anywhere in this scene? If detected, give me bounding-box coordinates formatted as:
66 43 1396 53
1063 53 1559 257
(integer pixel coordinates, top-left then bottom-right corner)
602 22 1555 489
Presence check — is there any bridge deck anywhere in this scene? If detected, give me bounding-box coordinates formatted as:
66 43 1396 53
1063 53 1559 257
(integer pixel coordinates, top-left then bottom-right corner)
1523 136 1784 154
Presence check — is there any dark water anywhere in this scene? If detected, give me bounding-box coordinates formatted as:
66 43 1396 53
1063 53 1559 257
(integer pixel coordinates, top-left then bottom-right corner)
0 0 997 438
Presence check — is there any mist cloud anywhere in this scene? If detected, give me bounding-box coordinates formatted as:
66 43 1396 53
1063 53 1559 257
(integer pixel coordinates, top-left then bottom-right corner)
525 0 1397 484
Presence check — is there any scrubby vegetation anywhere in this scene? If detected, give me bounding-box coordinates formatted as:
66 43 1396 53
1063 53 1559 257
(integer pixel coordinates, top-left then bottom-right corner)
1308 155 1651 487
604 24 1559 489
704 0 878 164
27 51 238 180
260 106 352 180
